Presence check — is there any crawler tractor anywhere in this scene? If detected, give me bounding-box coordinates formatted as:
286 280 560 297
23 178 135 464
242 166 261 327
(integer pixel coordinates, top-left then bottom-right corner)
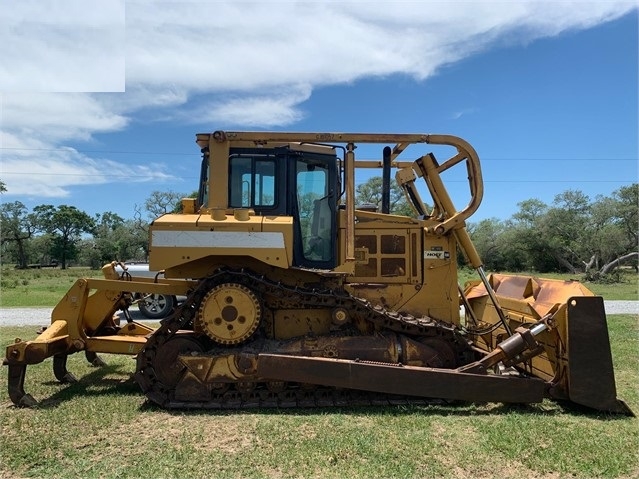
4 131 633 414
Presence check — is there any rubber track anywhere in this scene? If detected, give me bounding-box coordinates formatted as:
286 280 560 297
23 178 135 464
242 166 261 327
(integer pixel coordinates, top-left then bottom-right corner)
135 268 470 409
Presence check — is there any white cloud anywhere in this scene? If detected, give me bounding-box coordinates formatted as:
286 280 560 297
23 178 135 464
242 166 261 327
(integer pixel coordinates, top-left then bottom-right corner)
450 108 479 120
0 0 125 92
120 1 636 123
2 93 128 142
178 84 313 128
125 1 636 88
0 1 636 198
0 130 171 198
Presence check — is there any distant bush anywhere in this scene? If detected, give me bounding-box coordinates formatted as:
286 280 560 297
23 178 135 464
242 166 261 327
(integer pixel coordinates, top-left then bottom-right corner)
585 270 624 284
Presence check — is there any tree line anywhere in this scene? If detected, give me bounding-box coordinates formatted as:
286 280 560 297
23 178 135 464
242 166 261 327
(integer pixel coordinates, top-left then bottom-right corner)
1 181 637 280
467 185 638 279
0 190 187 269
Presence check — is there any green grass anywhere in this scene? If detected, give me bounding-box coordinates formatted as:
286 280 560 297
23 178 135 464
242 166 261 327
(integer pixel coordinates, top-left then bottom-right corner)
1 315 637 479
0 267 103 307
585 277 639 300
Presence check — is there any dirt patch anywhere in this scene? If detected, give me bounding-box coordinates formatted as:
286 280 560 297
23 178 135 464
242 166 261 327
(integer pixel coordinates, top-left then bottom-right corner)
0 468 29 479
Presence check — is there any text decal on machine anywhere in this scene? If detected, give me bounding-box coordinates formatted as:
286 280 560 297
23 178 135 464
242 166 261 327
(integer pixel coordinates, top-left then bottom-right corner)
424 247 450 260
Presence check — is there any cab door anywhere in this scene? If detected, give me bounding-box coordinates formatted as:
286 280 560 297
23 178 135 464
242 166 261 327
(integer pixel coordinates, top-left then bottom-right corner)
289 152 338 269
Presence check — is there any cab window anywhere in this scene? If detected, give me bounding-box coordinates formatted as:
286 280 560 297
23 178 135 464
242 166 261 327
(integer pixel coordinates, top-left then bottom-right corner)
296 160 331 262
229 156 276 208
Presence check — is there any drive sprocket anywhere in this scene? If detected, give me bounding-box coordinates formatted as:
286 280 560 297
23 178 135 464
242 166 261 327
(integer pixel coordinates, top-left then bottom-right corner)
195 283 262 345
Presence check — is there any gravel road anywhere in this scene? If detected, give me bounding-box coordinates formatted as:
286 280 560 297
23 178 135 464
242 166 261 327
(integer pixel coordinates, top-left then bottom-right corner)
1 301 637 327
0 307 152 326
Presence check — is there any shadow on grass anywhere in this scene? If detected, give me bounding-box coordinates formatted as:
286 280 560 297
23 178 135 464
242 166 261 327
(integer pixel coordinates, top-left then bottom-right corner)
137 395 634 421
19 370 634 420
30 363 142 409
15 355 633 421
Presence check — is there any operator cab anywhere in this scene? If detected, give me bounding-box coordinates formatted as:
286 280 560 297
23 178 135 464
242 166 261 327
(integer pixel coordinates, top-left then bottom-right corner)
198 144 339 270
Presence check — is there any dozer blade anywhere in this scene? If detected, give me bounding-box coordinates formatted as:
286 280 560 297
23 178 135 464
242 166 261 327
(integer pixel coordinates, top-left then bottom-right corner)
563 296 633 415
258 354 545 404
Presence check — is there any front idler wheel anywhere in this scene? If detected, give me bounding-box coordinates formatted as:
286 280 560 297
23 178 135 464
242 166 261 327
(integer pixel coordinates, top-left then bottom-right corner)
151 336 205 388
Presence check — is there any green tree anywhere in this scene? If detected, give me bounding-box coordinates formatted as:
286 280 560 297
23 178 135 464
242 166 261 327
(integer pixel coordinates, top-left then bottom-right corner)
84 211 126 268
29 234 55 266
32 204 96 269
0 180 6 193
539 190 592 273
355 176 416 216
610 184 639 256
115 219 148 261
467 218 508 270
144 190 187 219
587 184 639 277
469 186 639 277
0 201 36 268
507 198 556 271
512 198 547 227
79 218 148 268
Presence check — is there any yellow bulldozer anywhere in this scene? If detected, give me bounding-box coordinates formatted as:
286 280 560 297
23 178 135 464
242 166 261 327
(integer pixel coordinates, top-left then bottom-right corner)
4 131 633 414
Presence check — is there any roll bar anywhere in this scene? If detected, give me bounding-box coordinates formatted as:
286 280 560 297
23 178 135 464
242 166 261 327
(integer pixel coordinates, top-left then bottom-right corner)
201 130 485 269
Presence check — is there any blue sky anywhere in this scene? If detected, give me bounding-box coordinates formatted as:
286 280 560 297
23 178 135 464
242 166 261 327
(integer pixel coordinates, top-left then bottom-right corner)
1 1 637 223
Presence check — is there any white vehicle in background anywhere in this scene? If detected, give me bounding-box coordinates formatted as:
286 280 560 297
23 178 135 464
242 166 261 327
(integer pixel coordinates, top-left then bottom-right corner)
114 262 177 319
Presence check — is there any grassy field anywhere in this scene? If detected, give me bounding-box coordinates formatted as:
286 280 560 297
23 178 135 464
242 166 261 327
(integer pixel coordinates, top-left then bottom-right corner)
0 313 638 478
1 267 637 307
0 267 103 307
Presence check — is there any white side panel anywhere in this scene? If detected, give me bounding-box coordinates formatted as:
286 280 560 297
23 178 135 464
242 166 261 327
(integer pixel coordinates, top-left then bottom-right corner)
152 231 285 249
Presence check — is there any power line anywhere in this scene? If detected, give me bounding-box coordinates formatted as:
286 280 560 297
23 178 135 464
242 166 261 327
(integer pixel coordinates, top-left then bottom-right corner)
0 146 636 162
0 171 199 179
0 171 633 184
481 158 637 162
0 147 199 156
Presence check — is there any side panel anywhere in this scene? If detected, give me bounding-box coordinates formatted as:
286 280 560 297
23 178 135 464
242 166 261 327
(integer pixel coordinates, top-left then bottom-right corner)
344 218 422 314
149 214 293 274
417 231 460 323
342 213 460 323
